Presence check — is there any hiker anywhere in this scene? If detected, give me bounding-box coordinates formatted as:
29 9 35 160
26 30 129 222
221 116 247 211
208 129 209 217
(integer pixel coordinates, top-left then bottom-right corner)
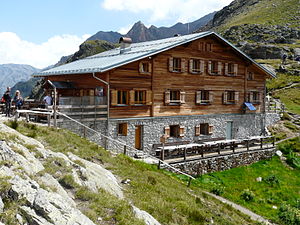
13 90 23 110
2 87 12 117
282 53 287 65
43 92 52 106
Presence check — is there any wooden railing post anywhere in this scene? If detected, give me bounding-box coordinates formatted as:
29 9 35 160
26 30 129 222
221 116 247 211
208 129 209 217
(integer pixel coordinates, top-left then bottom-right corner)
123 145 127 155
161 143 165 161
201 146 204 157
157 160 161 170
83 127 87 138
184 148 187 161
187 177 192 187
217 143 221 154
232 142 235 153
246 140 249 151
273 136 275 147
260 138 263 149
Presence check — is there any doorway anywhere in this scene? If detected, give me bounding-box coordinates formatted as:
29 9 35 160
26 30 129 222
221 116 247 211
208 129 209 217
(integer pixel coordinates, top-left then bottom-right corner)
135 125 143 150
226 121 233 140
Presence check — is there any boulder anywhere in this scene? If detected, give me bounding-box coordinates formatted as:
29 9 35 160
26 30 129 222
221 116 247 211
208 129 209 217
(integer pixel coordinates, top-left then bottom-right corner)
240 43 284 59
68 153 124 199
132 205 161 225
0 196 4 213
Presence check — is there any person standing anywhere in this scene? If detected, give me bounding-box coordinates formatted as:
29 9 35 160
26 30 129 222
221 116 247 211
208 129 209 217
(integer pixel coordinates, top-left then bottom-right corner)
43 93 52 106
3 87 12 117
13 90 23 110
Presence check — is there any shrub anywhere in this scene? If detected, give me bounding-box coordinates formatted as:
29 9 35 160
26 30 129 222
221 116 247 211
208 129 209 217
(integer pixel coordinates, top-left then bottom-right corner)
8 120 18 130
278 204 300 225
286 152 300 169
264 175 280 186
210 184 225 196
58 174 78 189
240 189 255 202
75 187 95 201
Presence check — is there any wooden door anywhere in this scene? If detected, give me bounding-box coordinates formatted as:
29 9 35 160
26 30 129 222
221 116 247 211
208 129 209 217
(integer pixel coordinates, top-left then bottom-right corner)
226 121 233 140
135 125 142 150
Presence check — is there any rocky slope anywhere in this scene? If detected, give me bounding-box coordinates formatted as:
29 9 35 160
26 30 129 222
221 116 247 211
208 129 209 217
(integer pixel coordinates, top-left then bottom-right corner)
0 64 40 97
0 120 161 225
200 0 300 59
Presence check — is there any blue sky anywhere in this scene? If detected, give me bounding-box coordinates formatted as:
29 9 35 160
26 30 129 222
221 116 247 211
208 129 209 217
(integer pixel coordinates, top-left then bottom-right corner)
0 0 232 68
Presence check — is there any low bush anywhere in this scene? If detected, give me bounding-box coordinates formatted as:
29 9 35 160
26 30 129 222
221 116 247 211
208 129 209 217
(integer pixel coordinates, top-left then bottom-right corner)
263 174 280 186
75 187 95 201
210 184 225 196
240 189 255 202
278 204 300 225
58 174 78 189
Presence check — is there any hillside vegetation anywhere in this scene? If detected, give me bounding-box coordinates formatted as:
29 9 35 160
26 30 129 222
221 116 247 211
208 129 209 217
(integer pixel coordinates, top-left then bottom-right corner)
0 120 255 225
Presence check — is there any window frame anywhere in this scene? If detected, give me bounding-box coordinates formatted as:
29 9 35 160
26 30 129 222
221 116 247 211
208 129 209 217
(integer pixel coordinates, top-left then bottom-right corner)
134 90 147 105
223 90 239 105
139 61 151 74
189 58 204 74
247 72 254 81
117 123 128 136
117 90 129 105
173 57 182 72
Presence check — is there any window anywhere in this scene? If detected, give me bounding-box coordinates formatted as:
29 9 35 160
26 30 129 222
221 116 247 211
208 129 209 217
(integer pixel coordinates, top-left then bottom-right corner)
134 90 146 104
199 42 212 52
208 61 222 75
117 90 129 105
166 125 185 138
173 58 182 72
206 43 212 52
223 91 239 104
139 61 151 74
227 63 235 75
189 59 204 74
196 90 213 104
247 72 254 80
165 90 185 105
195 123 213 136
248 91 261 104
118 123 128 136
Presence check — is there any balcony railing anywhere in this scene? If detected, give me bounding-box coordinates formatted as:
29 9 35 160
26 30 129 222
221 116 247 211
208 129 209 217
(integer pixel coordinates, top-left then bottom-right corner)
59 96 107 106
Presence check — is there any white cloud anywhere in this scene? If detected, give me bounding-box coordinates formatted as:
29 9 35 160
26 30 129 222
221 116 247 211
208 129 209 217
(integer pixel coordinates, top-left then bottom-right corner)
102 0 233 23
118 24 134 34
0 32 90 68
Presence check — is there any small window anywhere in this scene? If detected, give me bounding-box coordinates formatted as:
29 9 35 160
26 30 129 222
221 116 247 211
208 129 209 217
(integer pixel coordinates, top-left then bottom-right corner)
200 123 209 135
196 90 212 104
134 90 146 104
208 61 222 75
190 59 204 74
211 61 218 73
248 91 261 104
170 125 180 138
247 72 254 80
170 90 181 103
117 90 129 105
206 43 212 52
223 91 239 104
173 58 182 72
139 62 151 74
118 123 128 136
228 63 235 75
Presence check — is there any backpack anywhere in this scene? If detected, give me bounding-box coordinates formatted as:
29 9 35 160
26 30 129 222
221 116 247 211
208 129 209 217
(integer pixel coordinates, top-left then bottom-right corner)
1 96 5 103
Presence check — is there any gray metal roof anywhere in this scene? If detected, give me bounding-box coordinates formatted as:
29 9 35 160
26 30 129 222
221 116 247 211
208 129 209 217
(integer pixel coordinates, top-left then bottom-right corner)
33 31 275 77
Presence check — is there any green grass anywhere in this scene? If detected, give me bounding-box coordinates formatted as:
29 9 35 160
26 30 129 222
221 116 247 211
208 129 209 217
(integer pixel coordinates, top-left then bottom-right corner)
273 87 300 115
4 121 254 225
193 139 300 224
218 0 299 31
266 73 300 91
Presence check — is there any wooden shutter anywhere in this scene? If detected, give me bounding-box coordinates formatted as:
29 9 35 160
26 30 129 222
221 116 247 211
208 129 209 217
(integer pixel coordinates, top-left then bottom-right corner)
208 61 212 74
180 91 186 104
208 125 213 135
123 123 128 136
179 126 185 137
235 92 239 104
209 91 214 103
223 91 228 104
181 58 186 73
225 63 228 76
234 64 238 76
165 90 170 105
146 90 152 105
168 57 173 72
164 126 170 138
129 90 135 105
196 91 202 104
249 92 253 102
258 92 262 104
218 62 222 75
189 59 193 73
139 62 143 73
200 60 205 73
111 90 118 106
195 125 200 136
148 62 152 73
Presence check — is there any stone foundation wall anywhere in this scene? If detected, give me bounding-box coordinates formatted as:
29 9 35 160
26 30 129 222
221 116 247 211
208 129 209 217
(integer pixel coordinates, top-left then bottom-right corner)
265 112 281 127
170 148 275 176
108 113 265 154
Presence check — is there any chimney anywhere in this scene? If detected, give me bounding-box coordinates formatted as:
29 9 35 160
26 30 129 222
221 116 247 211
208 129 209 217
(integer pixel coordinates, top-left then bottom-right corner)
119 37 132 54
174 34 181 37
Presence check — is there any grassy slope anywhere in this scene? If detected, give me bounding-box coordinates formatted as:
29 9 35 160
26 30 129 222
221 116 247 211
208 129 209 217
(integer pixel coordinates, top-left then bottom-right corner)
1 121 255 225
217 0 299 31
193 138 300 224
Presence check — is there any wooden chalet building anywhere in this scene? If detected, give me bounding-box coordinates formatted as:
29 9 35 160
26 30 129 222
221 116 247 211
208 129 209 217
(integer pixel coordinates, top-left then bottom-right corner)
33 31 275 153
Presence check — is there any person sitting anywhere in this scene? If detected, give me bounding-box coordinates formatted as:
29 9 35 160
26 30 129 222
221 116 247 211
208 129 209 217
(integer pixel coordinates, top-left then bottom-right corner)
13 90 23 110
43 93 52 106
